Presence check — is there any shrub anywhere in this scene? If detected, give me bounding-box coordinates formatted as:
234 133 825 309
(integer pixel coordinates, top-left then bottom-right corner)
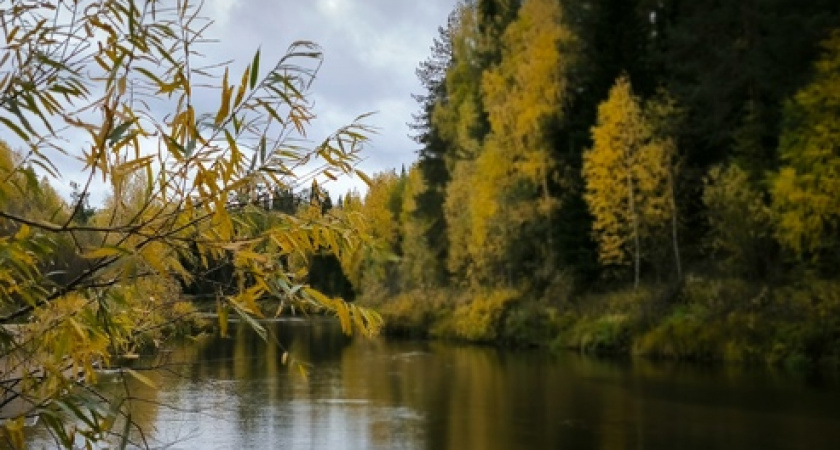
556 314 632 353
449 289 520 342
375 289 453 338
500 302 559 347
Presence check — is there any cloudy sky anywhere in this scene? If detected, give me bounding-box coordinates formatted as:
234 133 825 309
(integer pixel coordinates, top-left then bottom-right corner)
199 0 458 198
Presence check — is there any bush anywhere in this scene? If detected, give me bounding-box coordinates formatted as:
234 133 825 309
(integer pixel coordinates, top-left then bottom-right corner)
449 289 519 342
373 289 453 338
633 304 716 360
500 301 559 347
555 314 632 354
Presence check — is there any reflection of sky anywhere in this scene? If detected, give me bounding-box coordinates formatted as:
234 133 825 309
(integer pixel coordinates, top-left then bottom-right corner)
139 377 425 449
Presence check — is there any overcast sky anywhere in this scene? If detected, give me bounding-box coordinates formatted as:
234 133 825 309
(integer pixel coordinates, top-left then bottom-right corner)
199 0 458 198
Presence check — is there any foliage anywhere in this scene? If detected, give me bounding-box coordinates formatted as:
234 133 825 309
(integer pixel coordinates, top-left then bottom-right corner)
448 289 519 342
325 1 840 377
359 171 403 252
772 31 840 261
0 1 380 447
653 0 840 168
432 2 487 163
703 164 774 277
370 289 455 338
355 170 406 296
398 165 444 289
557 314 632 354
632 303 717 360
469 0 574 285
443 161 477 283
582 76 678 286
499 300 559 347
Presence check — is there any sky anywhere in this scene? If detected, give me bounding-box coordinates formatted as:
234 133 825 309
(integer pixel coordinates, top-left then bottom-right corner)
197 0 458 199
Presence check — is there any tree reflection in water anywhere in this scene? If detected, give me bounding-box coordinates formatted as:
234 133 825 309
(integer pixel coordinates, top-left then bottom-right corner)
26 319 840 449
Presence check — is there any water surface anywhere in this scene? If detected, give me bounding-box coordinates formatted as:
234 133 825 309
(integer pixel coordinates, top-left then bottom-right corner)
28 318 840 449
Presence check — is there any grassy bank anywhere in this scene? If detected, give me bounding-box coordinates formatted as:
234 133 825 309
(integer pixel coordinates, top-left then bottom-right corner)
360 276 840 370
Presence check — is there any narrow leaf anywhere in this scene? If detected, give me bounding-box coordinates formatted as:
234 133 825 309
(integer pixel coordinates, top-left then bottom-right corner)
125 368 157 389
250 50 261 89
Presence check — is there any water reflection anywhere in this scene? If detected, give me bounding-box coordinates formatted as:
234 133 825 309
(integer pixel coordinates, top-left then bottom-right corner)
27 319 840 449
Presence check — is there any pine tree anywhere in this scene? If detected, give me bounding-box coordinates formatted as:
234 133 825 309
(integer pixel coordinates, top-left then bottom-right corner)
410 9 456 282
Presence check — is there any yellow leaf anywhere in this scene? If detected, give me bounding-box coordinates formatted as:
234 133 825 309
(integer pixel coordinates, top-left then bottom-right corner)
215 67 231 126
83 246 125 259
355 169 373 186
13 224 30 240
125 368 157 389
3 416 25 450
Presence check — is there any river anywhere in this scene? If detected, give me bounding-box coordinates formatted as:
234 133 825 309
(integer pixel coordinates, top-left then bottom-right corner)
27 318 840 449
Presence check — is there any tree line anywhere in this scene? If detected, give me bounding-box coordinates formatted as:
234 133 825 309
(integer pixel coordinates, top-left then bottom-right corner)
352 0 840 356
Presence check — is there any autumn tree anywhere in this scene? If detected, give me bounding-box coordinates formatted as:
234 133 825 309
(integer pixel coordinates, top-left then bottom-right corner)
0 1 379 447
357 171 406 296
583 76 679 287
473 0 576 285
399 165 442 289
444 161 477 283
443 0 568 286
772 30 840 265
436 2 492 284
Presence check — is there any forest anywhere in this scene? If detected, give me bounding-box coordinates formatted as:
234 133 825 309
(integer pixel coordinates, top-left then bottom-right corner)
348 0 840 367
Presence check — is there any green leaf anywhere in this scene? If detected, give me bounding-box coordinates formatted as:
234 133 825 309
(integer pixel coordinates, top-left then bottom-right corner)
0 116 30 142
250 49 261 89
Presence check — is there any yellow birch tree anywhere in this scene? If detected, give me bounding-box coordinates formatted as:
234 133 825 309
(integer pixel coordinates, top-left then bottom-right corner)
461 0 575 285
583 76 677 287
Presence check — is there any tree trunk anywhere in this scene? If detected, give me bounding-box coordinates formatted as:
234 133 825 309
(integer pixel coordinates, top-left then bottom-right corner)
627 171 640 290
668 167 682 280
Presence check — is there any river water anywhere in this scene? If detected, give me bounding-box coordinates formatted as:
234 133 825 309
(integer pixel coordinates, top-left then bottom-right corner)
27 318 840 449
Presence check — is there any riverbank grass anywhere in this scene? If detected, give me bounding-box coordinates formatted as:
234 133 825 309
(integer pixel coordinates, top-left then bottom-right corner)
363 276 840 369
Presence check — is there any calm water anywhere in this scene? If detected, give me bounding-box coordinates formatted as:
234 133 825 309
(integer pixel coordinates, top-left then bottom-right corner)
28 318 840 449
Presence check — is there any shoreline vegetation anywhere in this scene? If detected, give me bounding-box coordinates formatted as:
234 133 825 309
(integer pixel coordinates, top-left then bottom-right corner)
359 277 840 370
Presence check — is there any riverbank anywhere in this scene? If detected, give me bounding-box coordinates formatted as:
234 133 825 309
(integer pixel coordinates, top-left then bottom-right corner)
359 276 840 370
